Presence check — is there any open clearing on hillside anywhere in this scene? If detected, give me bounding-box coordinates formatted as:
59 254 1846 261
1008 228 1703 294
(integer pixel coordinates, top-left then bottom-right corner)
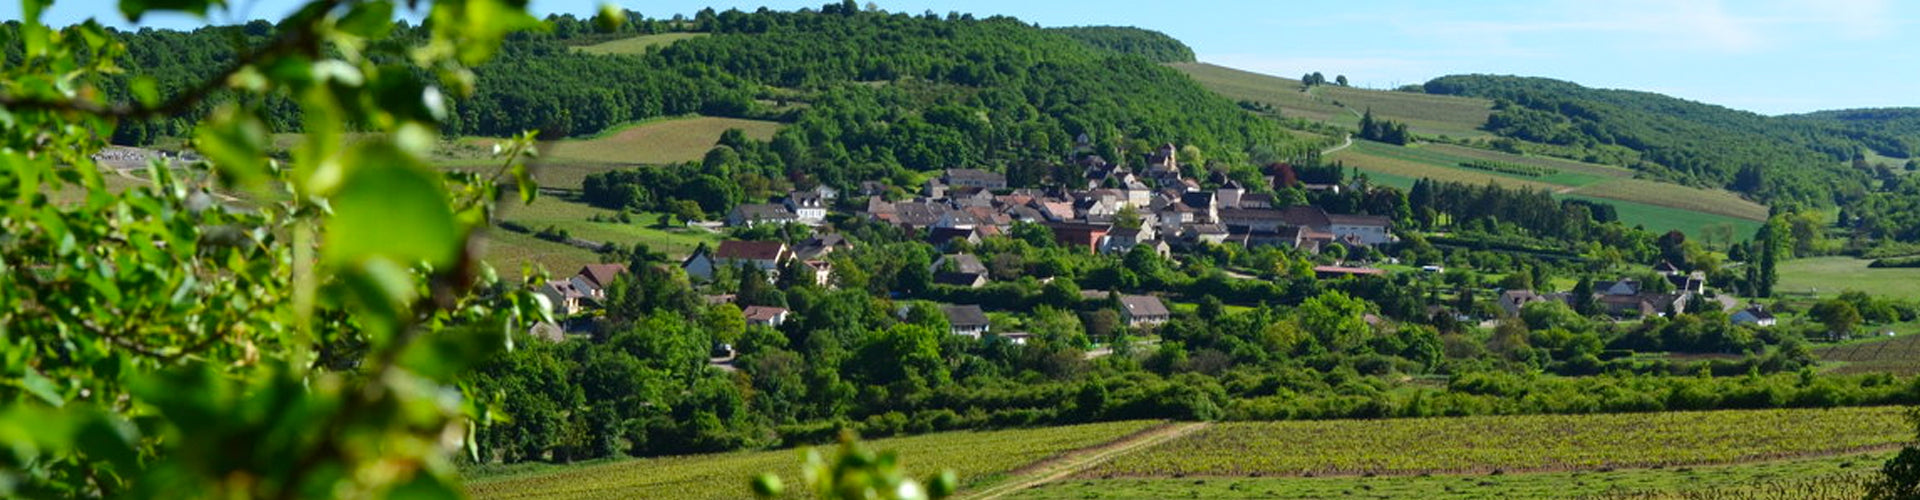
1083 406 1905 478
1168 62 1493 139
1167 62 1348 122
544 116 785 165
481 228 601 279
1016 451 1884 500
1329 140 1766 239
498 196 720 259
1778 256 1920 299
572 32 709 55
465 420 1163 500
1316 85 1494 139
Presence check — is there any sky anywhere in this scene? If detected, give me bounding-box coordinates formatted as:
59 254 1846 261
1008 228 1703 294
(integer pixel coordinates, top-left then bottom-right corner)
8 0 1917 115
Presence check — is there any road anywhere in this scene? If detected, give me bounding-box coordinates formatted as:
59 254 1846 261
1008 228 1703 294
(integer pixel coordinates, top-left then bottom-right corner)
1321 133 1355 155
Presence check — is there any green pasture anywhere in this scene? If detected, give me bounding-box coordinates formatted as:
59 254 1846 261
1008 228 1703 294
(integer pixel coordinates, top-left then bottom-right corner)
499 196 722 259
1778 256 1920 299
572 32 710 55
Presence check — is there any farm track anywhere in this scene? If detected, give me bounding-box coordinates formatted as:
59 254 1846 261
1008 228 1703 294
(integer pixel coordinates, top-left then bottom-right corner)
961 422 1210 500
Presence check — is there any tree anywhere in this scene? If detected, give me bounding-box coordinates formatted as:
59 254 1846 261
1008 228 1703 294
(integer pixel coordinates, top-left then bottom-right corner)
0 0 545 496
1297 291 1370 352
1335 74 1349 86
1811 299 1863 339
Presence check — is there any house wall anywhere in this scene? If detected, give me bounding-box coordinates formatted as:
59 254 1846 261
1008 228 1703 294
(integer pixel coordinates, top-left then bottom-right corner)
1330 223 1392 246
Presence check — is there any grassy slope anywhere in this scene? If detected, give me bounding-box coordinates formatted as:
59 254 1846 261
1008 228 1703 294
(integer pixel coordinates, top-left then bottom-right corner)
1778 256 1920 299
498 196 721 259
543 116 784 166
571 32 710 55
464 420 1164 500
1316 84 1494 139
1017 451 1883 500
1167 62 1349 123
481 228 602 280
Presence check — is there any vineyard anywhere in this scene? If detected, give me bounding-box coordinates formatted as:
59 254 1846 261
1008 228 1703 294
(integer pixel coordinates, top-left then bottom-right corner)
465 420 1163 500
1014 451 1889 500
1081 407 1907 478
1460 159 1558 178
1818 333 1920 375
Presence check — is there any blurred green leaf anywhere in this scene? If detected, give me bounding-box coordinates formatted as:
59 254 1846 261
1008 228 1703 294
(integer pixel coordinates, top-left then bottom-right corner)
336 1 395 38
76 413 140 472
20 367 63 407
322 142 460 268
193 107 270 192
129 76 160 108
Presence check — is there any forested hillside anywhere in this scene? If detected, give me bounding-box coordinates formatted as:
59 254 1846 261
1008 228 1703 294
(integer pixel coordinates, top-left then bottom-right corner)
89 3 1314 189
1420 75 1895 208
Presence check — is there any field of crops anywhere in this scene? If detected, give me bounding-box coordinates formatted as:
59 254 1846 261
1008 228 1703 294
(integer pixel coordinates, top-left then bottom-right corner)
1167 62 1351 123
1564 178 1768 221
1817 331 1920 375
481 228 602 280
1083 407 1906 478
1560 195 1761 243
573 32 710 55
499 196 721 259
465 420 1164 500
1017 451 1887 500
1316 85 1494 139
1779 256 1920 300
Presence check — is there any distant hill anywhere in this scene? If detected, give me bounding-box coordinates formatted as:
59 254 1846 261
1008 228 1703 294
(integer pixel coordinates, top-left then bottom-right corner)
1419 75 1889 208
1781 107 1920 159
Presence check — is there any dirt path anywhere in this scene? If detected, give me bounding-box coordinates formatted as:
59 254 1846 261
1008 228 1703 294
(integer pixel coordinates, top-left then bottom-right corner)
1321 134 1355 155
961 422 1208 500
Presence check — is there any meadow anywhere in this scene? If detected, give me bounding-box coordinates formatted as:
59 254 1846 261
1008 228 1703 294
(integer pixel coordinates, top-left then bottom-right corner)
464 420 1164 500
572 32 711 55
1777 256 1920 300
1016 451 1885 500
1082 406 1906 478
542 116 785 166
497 196 722 259
1167 62 1349 123
481 228 602 280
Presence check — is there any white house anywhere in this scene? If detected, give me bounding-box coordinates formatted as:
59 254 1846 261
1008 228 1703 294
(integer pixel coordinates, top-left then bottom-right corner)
1731 305 1777 327
942 305 991 338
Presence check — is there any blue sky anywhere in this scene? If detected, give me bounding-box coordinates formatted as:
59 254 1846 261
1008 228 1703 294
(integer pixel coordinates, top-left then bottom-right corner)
10 0 1917 115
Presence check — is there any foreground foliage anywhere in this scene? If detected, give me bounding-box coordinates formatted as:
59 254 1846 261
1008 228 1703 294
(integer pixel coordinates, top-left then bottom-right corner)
0 0 544 497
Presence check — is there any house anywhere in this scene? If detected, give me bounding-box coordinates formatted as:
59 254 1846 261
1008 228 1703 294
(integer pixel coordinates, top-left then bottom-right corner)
859 180 888 196
1497 290 1566 317
1179 191 1218 223
785 191 828 224
726 203 798 227
1101 227 1152 254
743 305 790 327
1118 295 1171 327
1731 304 1777 327
1594 279 1641 296
928 227 984 250
1598 292 1691 317
996 332 1033 345
943 168 1007 190
1184 224 1229 245
683 240 792 281
805 260 834 287
1045 222 1110 253
1219 208 1290 233
933 271 988 288
932 254 989 276
794 233 853 260
571 263 627 300
1327 213 1394 246
942 305 991 338
538 280 588 316
1665 271 1707 295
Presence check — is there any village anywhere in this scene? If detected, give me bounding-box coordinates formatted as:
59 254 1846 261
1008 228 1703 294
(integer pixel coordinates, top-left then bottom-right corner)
528 141 1778 350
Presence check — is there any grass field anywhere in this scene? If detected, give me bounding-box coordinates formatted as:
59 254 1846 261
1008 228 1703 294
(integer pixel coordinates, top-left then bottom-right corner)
499 196 721 259
572 32 710 55
465 420 1164 500
1560 195 1761 242
1084 406 1906 478
1778 256 1920 299
542 116 784 166
1017 451 1885 500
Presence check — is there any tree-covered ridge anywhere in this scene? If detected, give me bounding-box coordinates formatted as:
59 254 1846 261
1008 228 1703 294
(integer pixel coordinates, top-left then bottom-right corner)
1783 107 1920 158
1047 26 1197 63
92 3 1308 182
1421 74 1888 208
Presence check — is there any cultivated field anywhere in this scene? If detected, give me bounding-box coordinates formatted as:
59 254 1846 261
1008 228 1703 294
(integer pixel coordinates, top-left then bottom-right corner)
1167 62 1350 123
481 228 602 280
1017 451 1885 500
465 420 1165 500
1778 256 1920 299
1082 406 1906 478
572 32 710 55
1818 333 1920 375
542 116 784 166
1329 140 1767 239
1316 84 1495 139
498 196 721 259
